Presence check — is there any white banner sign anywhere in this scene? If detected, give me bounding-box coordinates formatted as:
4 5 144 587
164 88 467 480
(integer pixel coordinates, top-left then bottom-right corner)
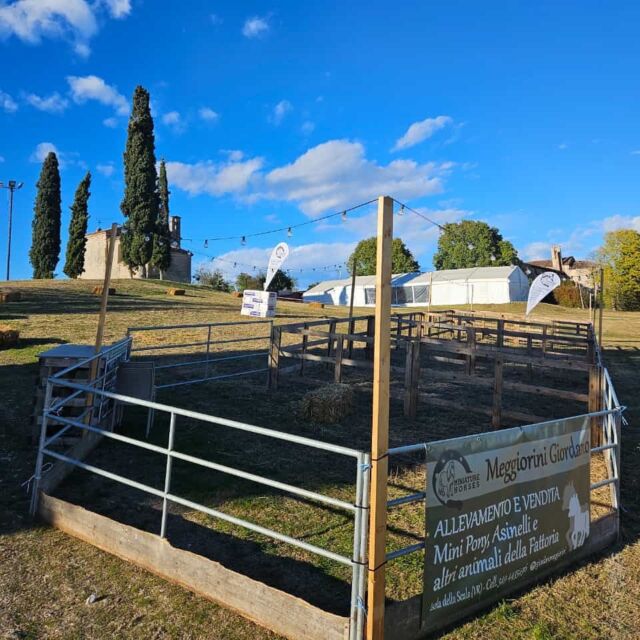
526 271 561 316
264 242 290 291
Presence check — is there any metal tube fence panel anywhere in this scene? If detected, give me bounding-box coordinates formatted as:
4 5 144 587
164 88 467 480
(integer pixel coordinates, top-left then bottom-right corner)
355 453 371 640
156 367 270 390
29 380 54 517
349 452 365 640
45 379 364 458
160 413 177 539
615 410 622 513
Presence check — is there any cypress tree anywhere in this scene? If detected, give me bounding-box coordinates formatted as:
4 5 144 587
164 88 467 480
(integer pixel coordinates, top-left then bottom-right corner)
121 85 158 277
64 172 91 278
30 151 62 279
150 159 172 278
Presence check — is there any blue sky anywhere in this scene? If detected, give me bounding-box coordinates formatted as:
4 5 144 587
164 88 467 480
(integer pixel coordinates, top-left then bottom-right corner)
1 1 640 286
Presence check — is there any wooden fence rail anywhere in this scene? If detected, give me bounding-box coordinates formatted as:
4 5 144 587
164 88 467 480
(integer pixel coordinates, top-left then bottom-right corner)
269 310 600 432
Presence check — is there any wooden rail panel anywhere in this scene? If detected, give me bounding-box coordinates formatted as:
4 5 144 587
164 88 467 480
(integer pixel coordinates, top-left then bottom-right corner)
39 494 349 640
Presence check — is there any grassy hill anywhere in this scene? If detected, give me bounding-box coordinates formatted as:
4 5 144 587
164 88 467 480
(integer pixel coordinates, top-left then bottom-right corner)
0 279 638 639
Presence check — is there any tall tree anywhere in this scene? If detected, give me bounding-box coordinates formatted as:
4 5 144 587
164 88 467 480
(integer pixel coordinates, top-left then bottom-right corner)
121 85 158 277
150 159 172 278
596 229 640 310
235 270 295 292
347 237 420 276
30 152 62 279
64 172 91 279
433 220 518 270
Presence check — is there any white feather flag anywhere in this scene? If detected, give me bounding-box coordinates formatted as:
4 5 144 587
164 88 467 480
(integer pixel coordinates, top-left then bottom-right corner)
526 272 561 316
264 242 290 291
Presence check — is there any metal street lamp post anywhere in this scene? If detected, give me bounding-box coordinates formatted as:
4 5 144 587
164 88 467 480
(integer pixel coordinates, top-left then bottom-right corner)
0 180 24 281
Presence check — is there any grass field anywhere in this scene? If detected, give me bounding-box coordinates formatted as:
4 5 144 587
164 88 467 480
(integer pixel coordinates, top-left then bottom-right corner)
1 279 638 640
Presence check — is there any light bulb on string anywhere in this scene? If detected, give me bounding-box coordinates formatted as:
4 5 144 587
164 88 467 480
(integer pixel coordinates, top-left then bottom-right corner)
287 227 292 237
241 236 246 246
398 204 405 216
341 211 347 222
204 239 208 248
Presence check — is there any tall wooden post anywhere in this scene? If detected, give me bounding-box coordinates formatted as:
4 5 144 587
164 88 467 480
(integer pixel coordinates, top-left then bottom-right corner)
94 223 118 353
597 268 604 350
366 196 393 640
85 223 118 431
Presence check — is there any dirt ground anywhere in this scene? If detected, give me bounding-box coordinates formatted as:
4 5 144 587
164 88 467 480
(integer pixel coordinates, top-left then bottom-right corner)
1 279 638 639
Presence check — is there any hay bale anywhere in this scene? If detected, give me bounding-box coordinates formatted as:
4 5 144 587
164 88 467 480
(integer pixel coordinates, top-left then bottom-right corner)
92 286 116 296
0 324 19 349
309 301 325 309
231 291 242 298
167 288 186 296
300 384 354 423
0 289 21 303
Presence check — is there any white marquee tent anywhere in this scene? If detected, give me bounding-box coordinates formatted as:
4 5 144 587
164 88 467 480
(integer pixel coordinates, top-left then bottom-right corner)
302 266 530 307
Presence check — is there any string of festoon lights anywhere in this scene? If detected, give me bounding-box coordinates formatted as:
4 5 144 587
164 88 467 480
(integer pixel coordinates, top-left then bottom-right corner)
183 196 448 277
190 249 347 276
181 197 444 246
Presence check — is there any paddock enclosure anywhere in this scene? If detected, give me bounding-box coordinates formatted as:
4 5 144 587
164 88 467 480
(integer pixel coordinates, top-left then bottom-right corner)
29 309 623 640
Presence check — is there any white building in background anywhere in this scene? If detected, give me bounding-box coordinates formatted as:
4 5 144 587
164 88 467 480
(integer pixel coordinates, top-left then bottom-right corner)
302 266 530 307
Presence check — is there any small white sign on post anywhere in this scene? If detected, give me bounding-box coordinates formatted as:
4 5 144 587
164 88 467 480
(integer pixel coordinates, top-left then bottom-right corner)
526 271 561 316
241 290 277 318
264 242 290 291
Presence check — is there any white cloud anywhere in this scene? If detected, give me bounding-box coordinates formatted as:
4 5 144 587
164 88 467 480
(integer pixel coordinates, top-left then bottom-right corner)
557 143 568 150
162 110 186 133
600 214 640 233
29 141 60 163
210 13 222 25
301 121 315 135
29 140 85 169
242 15 269 38
264 139 454 215
103 116 118 128
100 0 131 19
0 0 131 57
0 89 17 112
67 75 129 115
198 106 219 122
521 241 553 261
166 156 265 197
631 150 640 156
520 214 640 263
0 155 5 162
96 162 115 177
269 99 292 125
392 115 453 151
25 91 69 113
222 149 244 162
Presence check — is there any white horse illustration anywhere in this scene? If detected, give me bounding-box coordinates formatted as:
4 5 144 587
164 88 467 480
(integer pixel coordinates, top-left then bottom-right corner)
567 492 589 549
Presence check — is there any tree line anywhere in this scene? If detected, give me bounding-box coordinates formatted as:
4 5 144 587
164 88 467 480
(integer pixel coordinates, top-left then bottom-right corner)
29 86 173 280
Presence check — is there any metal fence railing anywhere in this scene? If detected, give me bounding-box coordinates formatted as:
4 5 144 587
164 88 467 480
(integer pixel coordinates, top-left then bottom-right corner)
126 320 274 390
381 361 625 563
30 362 371 640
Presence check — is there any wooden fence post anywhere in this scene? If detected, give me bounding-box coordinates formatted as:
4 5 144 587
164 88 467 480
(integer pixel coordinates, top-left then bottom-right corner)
327 320 337 359
403 339 421 418
492 356 504 429
466 327 476 375
348 318 355 359
365 316 375 361
496 319 505 349
334 337 344 383
589 365 602 446
367 196 393 640
268 326 281 390
300 323 308 376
